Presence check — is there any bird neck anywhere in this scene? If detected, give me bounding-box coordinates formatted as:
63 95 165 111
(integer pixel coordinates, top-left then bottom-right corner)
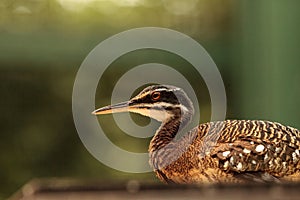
149 111 192 153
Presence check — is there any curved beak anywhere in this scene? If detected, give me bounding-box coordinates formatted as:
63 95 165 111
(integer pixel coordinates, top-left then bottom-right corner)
92 101 130 115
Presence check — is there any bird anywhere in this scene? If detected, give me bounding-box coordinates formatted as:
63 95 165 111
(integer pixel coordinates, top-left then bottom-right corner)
92 85 300 184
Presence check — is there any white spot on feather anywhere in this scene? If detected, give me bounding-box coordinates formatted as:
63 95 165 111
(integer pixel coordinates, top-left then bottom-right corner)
222 151 230 157
275 147 281 153
243 148 251 154
230 157 235 164
292 152 297 162
282 162 287 169
237 162 243 170
223 161 229 169
264 154 269 162
255 144 265 152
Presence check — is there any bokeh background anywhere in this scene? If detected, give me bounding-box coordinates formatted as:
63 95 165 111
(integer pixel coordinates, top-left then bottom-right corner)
1 0 300 198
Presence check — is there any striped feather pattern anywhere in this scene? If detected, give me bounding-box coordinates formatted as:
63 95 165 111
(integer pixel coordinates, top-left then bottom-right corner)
149 120 300 183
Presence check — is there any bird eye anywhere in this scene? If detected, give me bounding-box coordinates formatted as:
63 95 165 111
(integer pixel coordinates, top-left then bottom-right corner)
151 92 161 101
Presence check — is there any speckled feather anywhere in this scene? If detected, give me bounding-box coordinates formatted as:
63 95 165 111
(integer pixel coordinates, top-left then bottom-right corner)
149 120 300 183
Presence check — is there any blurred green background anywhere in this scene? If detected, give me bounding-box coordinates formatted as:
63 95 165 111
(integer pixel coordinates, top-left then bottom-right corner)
1 0 300 198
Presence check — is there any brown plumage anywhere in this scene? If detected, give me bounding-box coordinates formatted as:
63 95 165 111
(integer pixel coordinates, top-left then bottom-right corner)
93 85 300 184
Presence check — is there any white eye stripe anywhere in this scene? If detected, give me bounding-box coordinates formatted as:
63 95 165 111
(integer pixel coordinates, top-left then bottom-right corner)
131 102 189 113
148 88 181 92
150 88 168 92
150 88 180 92
129 106 174 122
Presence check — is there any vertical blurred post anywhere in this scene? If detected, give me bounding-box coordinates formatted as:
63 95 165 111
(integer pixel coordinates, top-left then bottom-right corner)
237 0 300 127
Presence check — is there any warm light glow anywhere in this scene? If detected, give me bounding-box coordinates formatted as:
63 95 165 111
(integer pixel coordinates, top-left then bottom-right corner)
57 0 99 11
111 0 144 7
57 0 144 11
13 6 32 14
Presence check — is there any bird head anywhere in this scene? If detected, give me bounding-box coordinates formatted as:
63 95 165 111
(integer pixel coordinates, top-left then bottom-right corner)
92 85 194 122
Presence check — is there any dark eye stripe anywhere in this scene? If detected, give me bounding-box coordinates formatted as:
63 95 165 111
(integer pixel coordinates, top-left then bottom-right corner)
137 106 150 110
132 88 182 107
164 106 174 111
